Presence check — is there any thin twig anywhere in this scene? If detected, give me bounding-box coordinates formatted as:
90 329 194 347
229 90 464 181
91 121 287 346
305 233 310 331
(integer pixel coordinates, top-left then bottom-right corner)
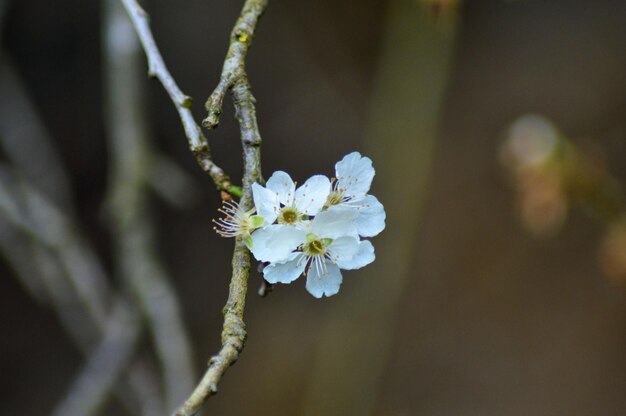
173 1 267 415
1 13 162 410
148 153 200 209
0 168 162 415
0 168 111 327
0 215 92 337
202 0 267 132
105 0 196 410
119 0 237 195
52 300 142 416
0 51 74 214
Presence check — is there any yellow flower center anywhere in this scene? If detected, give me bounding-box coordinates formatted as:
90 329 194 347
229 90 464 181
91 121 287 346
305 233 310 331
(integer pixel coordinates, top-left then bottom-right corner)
278 207 300 224
305 238 327 256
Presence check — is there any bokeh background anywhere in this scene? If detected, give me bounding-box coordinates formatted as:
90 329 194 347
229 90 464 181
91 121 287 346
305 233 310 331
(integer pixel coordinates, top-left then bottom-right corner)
1 0 625 415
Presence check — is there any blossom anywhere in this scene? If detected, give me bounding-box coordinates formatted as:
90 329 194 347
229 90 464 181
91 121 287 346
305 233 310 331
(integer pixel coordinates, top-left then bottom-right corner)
214 151 385 298
259 207 375 298
248 170 331 261
252 171 331 228
213 201 264 248
325 152 386 237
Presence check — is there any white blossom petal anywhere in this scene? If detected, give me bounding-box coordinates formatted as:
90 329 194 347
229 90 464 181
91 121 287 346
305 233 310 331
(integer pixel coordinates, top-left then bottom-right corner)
350 195 386 237
252 182 279 224
310 206 358 239
305 260 343 298
295 175 331 216
266 171 296 206
263 253 306 284
327 236 359 263
335 152 375 199
249 225 305 263
336 239 374 270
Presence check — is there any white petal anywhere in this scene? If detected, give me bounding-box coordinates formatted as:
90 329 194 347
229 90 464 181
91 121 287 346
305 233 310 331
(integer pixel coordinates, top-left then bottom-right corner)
295 175 331 216
327 236 359 263
336 239 374 270
266 171 296 206
305 261 343 298
249 225 305 263
335 152 375 199
263 253 306 284
294 218 312 231
252 183 279 224
350 195 386 237
310 205 358 239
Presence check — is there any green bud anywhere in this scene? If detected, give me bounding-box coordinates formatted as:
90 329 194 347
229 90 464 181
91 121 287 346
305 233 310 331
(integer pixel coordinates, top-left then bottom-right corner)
228 185 243 198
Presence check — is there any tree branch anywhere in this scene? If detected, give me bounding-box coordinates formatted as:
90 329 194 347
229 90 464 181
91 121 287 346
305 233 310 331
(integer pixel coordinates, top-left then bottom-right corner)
119 0 237 195
52 300 142 416
0 168 162 415
173 1 267 415
105 0 196 410
203 0 267 131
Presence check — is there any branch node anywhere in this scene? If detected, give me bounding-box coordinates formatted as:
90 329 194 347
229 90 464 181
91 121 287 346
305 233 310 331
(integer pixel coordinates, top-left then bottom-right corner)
202 112 221 129
234 29 251 43
181 96 193 108
121 0 232 192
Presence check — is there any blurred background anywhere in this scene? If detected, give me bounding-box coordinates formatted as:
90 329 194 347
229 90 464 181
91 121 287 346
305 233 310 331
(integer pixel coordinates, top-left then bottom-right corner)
1 0 625 415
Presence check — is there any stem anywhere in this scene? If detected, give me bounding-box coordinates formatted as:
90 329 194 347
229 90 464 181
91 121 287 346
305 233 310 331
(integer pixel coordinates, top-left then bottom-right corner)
120 0 238 195
202 0 267 131
106 0 196 410
173 1 267 415
0 168 161 415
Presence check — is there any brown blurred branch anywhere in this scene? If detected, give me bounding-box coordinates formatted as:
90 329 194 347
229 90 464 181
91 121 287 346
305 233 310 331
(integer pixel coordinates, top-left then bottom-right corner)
502 115 626 283
173 1 267 415
119 0 238 195
501 115 626 236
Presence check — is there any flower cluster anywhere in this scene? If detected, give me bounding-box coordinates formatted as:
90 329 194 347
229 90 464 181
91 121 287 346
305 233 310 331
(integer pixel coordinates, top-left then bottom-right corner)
214 152 385 298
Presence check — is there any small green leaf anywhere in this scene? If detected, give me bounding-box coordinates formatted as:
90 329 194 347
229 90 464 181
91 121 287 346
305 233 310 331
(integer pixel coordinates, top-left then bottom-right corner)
244 235 253 249
250 215 264 228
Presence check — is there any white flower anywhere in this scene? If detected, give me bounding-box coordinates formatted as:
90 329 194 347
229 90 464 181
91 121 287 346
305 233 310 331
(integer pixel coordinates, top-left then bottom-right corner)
249 170 331 261
213 201 264 248
252 171 331 228
259 207 375 298
325 152 386 237
217 152 385 298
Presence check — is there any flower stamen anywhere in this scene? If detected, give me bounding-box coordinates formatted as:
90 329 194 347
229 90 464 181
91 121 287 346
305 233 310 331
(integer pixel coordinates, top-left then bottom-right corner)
297 234 335 277
213 201 262 240
325 178 350 207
